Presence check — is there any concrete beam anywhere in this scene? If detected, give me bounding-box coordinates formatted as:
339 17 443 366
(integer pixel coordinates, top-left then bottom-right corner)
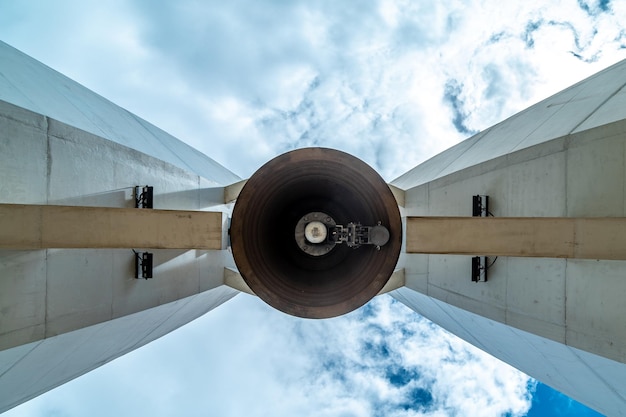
224 179 247 203
223 267 256 295
388 184 405 207
0 204 223 250
407 217 626 260
377 269 405 295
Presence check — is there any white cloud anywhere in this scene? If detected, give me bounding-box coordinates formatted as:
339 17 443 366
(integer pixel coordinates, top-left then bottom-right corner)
4 0 624 179
3 296 534 417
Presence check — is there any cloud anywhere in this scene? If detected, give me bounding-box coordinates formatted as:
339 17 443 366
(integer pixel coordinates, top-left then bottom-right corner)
523 20 543 48
577 0 612 16
443 79 478 136
5 296 534 417
4 0 624 179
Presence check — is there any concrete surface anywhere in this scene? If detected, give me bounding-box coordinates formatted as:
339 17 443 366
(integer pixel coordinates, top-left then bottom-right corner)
0 41 240 185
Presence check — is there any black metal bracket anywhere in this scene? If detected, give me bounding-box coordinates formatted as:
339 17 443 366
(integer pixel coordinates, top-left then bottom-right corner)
471 195 496 282
133 251 153 279
471 256 488 282
332 222 390 249
135 186 153 209
472 195 489 217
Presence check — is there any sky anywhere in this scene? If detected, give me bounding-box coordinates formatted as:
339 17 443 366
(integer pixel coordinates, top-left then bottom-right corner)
1 0 625 416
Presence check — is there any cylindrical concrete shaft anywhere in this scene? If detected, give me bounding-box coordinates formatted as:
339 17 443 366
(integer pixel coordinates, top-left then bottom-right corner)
407 216 626 260
0 204 223 250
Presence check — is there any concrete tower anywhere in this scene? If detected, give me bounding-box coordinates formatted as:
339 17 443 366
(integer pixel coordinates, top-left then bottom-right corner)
1 41 625 415
0 42 242 412
388 58 626 415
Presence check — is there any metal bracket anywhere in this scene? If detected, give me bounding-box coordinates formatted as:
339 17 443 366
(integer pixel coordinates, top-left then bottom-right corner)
332 222 390 249
471 256 488 282
295 212 391 256
471 195 493 282
472 195 489 217
134 251 153 279
135 186 153 209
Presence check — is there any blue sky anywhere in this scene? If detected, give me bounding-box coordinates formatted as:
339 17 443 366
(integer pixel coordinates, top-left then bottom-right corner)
1 0 625 416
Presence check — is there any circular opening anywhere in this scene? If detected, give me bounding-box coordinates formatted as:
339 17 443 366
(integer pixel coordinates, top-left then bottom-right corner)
230 148 402 318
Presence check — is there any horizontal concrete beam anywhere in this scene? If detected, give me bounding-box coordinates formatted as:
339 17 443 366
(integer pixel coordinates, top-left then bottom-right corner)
407 217 626 260
0 204 223 250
